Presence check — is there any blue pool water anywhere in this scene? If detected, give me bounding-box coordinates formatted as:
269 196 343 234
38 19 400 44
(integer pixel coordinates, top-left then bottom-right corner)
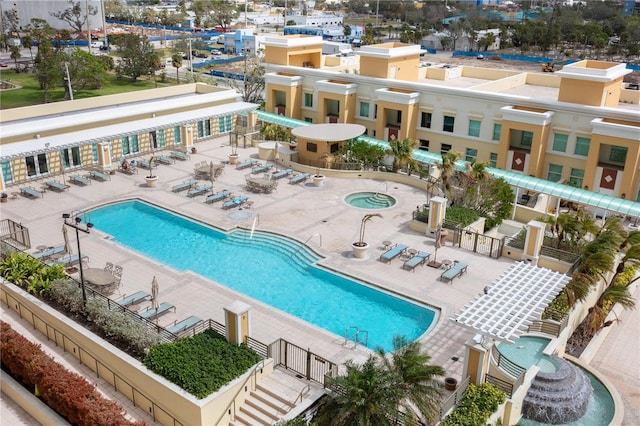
86 200 437 351
345 192 397 209
500 336 615 426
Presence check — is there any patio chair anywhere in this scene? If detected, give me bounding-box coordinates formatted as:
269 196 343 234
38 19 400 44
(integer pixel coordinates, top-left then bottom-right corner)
222 195 249 210
45 181 70 192
20 186 44 198
104 262 114 274
440 261 469 283
69 175 91 186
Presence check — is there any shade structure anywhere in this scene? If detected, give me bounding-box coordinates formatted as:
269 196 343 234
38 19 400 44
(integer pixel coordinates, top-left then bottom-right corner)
151 277 159 311
62 225 72 255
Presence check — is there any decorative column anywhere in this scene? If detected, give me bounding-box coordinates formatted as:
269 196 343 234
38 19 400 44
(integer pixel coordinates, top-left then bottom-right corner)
247 110 258 129
97 142 112 170
426 196 447 238
462 335 492 385
224 300 251 346
181 125 194 151
522 220 545 266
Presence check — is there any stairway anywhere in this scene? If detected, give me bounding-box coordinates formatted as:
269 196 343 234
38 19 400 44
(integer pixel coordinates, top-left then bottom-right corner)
229 369 310 426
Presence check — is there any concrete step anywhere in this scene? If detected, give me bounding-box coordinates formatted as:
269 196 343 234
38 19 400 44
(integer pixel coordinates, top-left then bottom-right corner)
237 403 276 425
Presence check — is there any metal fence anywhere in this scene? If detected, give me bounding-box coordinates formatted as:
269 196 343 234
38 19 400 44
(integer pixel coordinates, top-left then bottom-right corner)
438 376 472 421
0 219 31 250
268 339 337 385
454 228 503 259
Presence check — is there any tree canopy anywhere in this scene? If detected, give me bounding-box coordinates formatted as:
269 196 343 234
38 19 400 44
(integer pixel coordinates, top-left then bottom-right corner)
112 34 160 81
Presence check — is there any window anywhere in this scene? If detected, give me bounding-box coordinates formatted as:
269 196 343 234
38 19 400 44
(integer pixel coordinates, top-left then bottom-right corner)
121 135 139 155
174 126 182 144
330 143 339 153
420 112 432 128
304 93 313 108
521 131 533 147
157 129 165 147
25 153 48 178
359 102 369 118
492 124 501 141
574 137 590 156
121 136 130 155
60 147 81 169
609 146 627 163
149 131 158 149
304 117 313 123
465 148 478 162
552 133 568 152
396 110 402 123
547 164 562 182
374 104 378 119
443 116 455 132
441 143 452 154
569 168 584 188
489 152 498 168
1 161 14 184
91 144 98 162
197 120 211 138
468 120 481 137
307 142 317 153
419 139 429 151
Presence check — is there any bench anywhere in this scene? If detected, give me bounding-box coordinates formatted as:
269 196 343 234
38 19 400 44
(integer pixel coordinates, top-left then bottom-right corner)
156 155 175 165
117 291 150 307
69 175 91 186
45 181 70 192
402 251 431 271
88 170 110 181
20 186 44 198
251 164 273 174
167 316 202 335
289 173 310 185
379 243 408 263
139 302 175 320
440 262 469 283
222 195 248 209
169 151 190 161
205 190 232 204
172 180 198 192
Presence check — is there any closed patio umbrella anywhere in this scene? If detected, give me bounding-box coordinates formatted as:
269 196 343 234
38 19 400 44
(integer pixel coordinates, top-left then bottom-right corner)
62 225 72 255
151 276 159 310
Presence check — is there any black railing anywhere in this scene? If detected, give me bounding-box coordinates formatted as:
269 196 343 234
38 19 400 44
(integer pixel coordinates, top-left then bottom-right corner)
0 220 30 250
540 245 581 264
485 373 517 398
269 339 337 385
492 344 526 379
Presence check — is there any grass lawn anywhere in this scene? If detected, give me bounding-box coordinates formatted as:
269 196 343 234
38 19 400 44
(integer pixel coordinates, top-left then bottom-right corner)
0 69 173 110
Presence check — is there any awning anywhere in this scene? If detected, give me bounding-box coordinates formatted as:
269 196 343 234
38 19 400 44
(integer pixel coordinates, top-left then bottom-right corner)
1 102 257 161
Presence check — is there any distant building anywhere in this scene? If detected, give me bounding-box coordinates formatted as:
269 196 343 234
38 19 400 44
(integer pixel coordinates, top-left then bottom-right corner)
0 0 105 32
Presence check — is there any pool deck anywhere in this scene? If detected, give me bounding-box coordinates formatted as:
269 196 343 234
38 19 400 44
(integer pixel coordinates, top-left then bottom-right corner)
1 136 637 424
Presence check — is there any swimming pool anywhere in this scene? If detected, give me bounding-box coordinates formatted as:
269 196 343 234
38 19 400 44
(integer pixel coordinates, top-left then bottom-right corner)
86 200 437 351
344 192 397 209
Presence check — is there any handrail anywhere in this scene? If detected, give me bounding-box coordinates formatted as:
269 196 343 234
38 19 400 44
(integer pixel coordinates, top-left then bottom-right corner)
213 358 265 425
304 232 322 248
344 326 358 348
294 384 310 406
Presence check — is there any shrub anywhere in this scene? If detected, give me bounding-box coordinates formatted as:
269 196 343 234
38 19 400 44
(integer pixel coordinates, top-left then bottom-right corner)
440 383 505 426
144 329 262 399
1 321 145 426
446 205 480 228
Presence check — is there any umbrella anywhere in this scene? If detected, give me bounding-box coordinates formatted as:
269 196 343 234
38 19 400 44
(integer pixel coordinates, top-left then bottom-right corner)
62 225 72 255
151 276 159 310
209 161 216 193
433 227 441 263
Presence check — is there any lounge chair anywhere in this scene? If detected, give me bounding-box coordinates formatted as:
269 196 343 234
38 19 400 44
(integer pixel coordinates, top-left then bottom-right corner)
88 170 110 181
251 163 273 174
155 155 175 165
236 159 258 170
69 175 91 186
289 173 311 185
137 159 156 170
402 251 431 271
117 291 150 307
222 195 249 209
187 184 213 197
119 163 138 175
45 181 70 192
20 186 44 198
48 253 89 266
172 180 198 192
272 169 293 180
32 245 66 260
139 302 175 320
440 262 469 283
379 243 408 263
169 151 190 161
167 316 202 334
205 189 232 204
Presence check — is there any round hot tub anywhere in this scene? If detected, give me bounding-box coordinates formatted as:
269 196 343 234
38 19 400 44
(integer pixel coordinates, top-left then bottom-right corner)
345 192 397 209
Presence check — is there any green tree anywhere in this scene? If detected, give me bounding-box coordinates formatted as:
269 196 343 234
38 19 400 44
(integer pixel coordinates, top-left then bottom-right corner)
21 34 34 60
436 151 461 196
64 48 111 90
9 45 21 72
227 53 265 104
34 38 62 102
171 53 183 83
113 34 159 81
388 138 418 173
50 0 97 34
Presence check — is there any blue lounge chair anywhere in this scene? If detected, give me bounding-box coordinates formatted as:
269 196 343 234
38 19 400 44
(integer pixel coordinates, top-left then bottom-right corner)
402 251 431 271
289 173 311 185
139 302 175 320
20 186 44 198
172 180 198 192
236 159 258 170
251 164 273 174
167 316 202 334
32 245 66 260
137 159 156 170
49 253 89 266
205 189 232 204
89 170 110 181
169 151 190 161
222 195 249 209
187 184 213 197
69 175 91 185
117 291 150 307
379 244 408 263
45 181 70 191
156 155 175 165
272 169 293 180
440 262 469 283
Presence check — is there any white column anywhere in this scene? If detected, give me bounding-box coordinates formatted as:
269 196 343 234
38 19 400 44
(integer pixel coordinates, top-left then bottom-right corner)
224 300 251 346
522 220 545 266
426 196 447 237
97 142 112 170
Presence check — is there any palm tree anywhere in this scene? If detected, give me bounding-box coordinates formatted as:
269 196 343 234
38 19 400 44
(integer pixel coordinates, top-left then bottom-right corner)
171 53 182 83
436 151 461 197
356 213 382 247
388 138 417 173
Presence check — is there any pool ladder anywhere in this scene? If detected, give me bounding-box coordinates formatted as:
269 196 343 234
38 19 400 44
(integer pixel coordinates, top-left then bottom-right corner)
344 326 368 350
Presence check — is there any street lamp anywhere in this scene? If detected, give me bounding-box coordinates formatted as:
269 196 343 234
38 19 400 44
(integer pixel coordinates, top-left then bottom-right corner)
62 213 93 308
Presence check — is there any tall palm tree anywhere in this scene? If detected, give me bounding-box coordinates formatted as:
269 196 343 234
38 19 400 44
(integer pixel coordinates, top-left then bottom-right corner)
388 138 418 173
171 53 182 83
436 151 461 197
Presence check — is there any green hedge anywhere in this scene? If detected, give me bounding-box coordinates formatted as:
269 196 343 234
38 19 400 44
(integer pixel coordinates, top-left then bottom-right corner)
143 329 262 399
441 383 506 426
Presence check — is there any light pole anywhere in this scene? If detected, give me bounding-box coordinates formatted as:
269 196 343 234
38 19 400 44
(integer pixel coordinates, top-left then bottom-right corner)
62 213 93 308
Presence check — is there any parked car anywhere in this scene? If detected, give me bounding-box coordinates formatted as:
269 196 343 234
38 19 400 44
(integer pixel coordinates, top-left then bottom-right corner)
211 50 223 56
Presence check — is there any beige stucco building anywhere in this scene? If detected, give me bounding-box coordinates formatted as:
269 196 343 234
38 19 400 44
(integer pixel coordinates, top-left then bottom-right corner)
262 35 640 202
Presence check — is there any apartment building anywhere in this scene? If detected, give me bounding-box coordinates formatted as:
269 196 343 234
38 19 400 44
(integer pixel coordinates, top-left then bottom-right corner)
262 35 640 202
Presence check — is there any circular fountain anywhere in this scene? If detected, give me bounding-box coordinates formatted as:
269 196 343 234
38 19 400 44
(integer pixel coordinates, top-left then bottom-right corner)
522 356 592 425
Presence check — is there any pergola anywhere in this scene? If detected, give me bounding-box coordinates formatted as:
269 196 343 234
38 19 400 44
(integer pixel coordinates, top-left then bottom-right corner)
291 123 366 167
451 262 571 343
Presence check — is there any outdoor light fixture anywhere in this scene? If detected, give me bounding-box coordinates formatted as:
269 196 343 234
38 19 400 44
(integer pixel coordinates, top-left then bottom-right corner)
63 213 93 309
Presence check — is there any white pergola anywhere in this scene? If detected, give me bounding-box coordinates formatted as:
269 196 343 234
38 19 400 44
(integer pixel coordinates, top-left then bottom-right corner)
451 262 571 343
